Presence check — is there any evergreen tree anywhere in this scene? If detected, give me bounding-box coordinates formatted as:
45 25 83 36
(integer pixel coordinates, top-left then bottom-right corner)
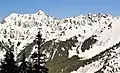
32 31 49 73
19 50 31 73
1 49 18 73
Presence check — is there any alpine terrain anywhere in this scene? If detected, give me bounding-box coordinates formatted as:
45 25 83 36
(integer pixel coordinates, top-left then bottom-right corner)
0 10 120 73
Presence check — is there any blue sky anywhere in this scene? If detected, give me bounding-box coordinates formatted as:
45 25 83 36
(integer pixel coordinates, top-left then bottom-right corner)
0 0 120 19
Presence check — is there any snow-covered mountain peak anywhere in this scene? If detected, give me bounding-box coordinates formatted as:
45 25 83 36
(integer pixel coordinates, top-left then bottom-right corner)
36 10 46 15
2 10 53 25
0 11 119 46
0 11 120 73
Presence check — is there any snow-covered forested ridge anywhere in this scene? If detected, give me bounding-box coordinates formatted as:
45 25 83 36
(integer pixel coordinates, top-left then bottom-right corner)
0 10 120 73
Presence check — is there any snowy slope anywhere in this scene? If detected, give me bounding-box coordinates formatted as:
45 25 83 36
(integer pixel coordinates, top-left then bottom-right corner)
77 19 120 59
71 19 120 73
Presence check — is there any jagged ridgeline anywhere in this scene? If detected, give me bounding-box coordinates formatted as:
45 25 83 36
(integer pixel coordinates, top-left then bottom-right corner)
0 32 49 73
0 11 120 73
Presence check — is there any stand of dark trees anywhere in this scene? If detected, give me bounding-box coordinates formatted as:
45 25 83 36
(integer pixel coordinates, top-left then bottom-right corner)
0 31 49 73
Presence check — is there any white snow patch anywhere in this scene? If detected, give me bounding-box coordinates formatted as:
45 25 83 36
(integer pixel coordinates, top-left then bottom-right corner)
61 47 65 51
68 47 77 58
